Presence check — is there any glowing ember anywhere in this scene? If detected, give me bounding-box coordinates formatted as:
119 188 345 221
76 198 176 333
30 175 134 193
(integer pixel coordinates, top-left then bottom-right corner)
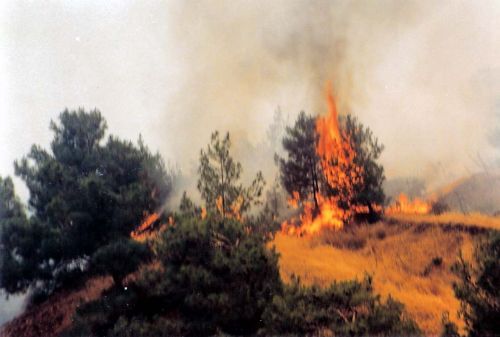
386 193 431 215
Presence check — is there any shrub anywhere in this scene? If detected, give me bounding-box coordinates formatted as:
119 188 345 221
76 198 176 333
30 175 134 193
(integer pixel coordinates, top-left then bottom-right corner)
66 216 282 336
452 231 500 337
261 274 421 337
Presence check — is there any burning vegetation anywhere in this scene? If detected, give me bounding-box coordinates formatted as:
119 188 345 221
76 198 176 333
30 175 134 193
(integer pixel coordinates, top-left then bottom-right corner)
280 86 383 236
1 97 499 337
386 193 432 215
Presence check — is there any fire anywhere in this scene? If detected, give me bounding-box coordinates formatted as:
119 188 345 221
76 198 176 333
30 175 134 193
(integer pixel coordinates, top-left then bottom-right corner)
215 195 243 220
131 208 174 242
282 194 344 236
282 84 367 236
386 193 431 215
316 85 364 210
131 212 160 239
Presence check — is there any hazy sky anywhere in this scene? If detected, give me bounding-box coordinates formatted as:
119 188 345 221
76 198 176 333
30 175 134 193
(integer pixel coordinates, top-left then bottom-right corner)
1 0 500 201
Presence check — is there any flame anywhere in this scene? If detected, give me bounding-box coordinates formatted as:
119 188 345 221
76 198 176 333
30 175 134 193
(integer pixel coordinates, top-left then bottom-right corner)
316 85 364 208
131 209 173 242
386 193 431 215
214 195 243 220
281 84 368 236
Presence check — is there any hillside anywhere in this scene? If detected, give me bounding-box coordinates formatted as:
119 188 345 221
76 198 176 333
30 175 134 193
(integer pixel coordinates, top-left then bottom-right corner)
432 172 500 215
0 277 112 337
2 215 498 337
272 219 494 336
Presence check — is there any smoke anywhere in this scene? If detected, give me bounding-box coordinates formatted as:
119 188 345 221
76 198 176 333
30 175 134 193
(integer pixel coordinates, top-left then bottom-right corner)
160 0 500 193
1 1 499 201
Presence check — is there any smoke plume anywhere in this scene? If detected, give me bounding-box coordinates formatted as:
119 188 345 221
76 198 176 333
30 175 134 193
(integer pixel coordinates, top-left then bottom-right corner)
160 0 500 193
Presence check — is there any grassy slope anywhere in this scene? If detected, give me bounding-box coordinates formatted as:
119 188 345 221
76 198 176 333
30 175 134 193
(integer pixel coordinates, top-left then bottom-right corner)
272 219 487 336
388 212 500 231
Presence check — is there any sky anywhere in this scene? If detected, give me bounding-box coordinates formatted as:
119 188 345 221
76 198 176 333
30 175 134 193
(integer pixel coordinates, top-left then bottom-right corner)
1 0 500 196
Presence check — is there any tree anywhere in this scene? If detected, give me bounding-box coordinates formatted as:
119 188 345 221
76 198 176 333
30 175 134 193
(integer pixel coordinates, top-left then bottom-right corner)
452 232 500 337
277 111 385 222
197 131 264 218
0 109 173 297
276 111 322 213
0 176 32 294
342 114 385 221
0 176 25 221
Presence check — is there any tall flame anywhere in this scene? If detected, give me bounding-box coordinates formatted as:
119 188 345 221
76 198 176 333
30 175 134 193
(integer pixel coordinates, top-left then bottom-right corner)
282 84 367 236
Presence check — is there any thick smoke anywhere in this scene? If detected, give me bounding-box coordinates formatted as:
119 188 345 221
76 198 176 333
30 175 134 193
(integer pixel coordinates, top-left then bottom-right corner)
160 0 500 195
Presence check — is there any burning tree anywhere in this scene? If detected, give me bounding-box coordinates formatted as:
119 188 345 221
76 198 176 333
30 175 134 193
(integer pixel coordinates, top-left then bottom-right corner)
278 87 385 235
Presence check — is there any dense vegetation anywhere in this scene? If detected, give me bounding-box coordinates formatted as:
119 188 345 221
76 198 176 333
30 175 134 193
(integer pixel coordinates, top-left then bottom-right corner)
451 231 500 337
1 109 498 337
64 215 421 337
0 109 172 299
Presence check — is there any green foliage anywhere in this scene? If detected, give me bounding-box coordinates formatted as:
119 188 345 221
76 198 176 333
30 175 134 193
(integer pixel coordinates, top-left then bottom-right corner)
150 216 282 335
452 232 500 337
0 176 34 294
198 131 265 217
66 216 282 336
91 239 151 287
1 109 173 297
0 176 25 221
61 285 146 337
342 114 385 222
276 111 322 212
178 191 203 219
261 275 421 337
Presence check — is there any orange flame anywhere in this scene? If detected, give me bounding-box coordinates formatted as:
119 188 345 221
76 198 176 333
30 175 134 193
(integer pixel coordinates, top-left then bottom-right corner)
281 84 368 236
386 193 431 215
215 195 243 221
131 209 173 242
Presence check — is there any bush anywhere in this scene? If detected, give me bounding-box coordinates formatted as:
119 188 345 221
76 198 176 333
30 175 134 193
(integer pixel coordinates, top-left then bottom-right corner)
452 232 500 337
261 274 421 337
148 216 282 335
66 216 282 336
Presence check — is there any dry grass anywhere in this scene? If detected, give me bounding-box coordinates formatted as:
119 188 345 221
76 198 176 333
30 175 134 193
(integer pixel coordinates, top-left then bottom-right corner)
387 212 500 231
271 221 480 336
